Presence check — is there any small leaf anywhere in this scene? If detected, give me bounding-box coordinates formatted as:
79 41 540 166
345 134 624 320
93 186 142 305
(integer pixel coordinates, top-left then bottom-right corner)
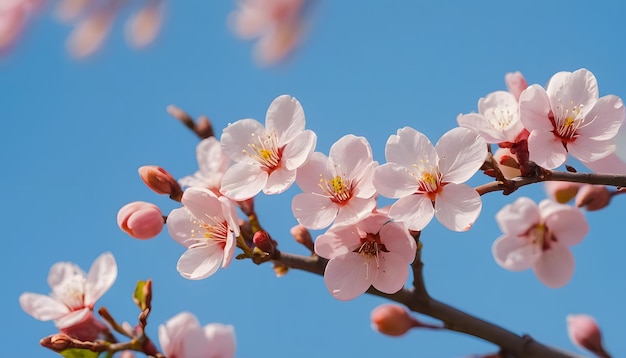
59 348 100 358
133 280 148 311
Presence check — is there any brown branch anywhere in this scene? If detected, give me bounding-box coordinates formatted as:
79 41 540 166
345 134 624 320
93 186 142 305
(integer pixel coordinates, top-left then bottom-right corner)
476 170 626 196
269 247 585 358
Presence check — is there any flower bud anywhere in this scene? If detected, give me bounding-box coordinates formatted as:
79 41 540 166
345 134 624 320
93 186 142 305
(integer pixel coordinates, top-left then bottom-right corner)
505 71 528 101
370 304 420 337
575 185 611 211
544 181 582 204
40 334 72 352
59 311 109 341
117 201 164 240
253 231 275 255
567 314 609 357
138 165 183 200
290 224 314 252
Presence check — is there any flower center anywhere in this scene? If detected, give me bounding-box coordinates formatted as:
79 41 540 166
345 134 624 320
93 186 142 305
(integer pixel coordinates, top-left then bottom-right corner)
57 276 87 310
528 222 557 252
242 131 282 171
354 233 389 279
189 215 230 249
488 106 517 131
319 171 352 204
412 159 442 198
550 101 585 142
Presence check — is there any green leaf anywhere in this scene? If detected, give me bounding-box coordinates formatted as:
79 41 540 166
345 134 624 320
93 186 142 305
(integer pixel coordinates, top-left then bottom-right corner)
59 348 100 358
133 280 148 311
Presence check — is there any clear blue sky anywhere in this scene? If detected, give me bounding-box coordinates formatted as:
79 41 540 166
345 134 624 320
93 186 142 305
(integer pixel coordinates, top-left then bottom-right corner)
3 1 626 357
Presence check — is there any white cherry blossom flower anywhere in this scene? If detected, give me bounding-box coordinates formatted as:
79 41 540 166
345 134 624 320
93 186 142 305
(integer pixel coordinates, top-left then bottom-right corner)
291 134 377 230
159 311 236 358
457 90 525 144
220 95 316 200
519 68 625 169
167 188 240 280
374 127 486 232
493 197 588 288
19 252 117 340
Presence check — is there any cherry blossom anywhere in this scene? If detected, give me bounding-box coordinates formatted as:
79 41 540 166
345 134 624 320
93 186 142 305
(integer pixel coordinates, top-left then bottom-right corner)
314 212 416 301
492 197 588 288
179 136 230 195
291 134 377 230
373 127 487 232
220 95 316 200
229 0 311 66
567 314 609 357
0 0 40 53
505 71 529 101
457 90 525 144
167 187 240 280
159 311 236 358
19 252 117 341
519 68 625 169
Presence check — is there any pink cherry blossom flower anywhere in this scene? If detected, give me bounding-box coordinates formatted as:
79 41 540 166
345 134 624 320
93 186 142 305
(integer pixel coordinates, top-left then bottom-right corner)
229 0 312 66
492 197 588 288
167 187 240 280
457 90 525 144
179 136 230 195
19 252 117 340
291 134 377 230
220 95 316 200
519 68 625 169
159 311 236 358
374 127 487 232
0 0 40 54
314 213 416 301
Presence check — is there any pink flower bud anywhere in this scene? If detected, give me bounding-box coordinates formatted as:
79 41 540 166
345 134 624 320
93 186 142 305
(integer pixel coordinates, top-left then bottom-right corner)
138 165 182 200
575 185 611 211
117 201 164 240
505 71 528 101
567 314 609 357
290 224 314 252
544 181 582 204
40 334 72 352
371 304 423 337
253 231 275 255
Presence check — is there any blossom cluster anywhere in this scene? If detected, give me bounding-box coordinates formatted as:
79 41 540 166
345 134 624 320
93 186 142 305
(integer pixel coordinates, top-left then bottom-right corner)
117 67 624 300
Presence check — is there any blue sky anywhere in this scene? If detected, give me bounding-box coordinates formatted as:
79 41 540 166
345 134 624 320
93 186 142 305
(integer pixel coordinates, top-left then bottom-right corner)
3 1 626 357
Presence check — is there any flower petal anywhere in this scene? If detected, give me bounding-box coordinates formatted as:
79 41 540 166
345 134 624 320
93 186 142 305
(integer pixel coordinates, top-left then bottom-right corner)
334 196 376 226
578 95 624 140
220 162 268 200
388 194 434 232
19 293 69 321
568 136 615 163
373 163 418 198
495 197 539 236
282 129 316 170
181 188 223 221
434 183 482 231
540 200 589 246
492 235 538 271
84 252 117 306
372 252 409 295
166 207 197 248
295 152 332 193
437 127 486 183
291 193 337 230
379 222 416 264
527 130 567 169
54 307 91 328
533 243 575 288
265 95 305 146
264 167 296 195
158 312 202 357
177 244 224 280
324 253 373 301
519 85 553 132
385 127 436 168
221 118 266 163
204 323 237 358
314 227 361 260
330 135 374 181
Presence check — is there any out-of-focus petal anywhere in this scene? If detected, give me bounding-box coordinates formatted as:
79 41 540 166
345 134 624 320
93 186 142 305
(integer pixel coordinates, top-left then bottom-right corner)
67 7 116 58
19 293 69 321
533 243 575 288
84 252 117 306
158 312 201 357
204 323 236 358
492 235 537 271
495 197 539 235
541 201 588 246
125 0 163 48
